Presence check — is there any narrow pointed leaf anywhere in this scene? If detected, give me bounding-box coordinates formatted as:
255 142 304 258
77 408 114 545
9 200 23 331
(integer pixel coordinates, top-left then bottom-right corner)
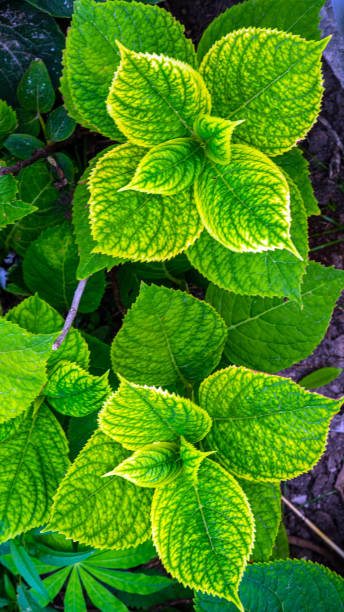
188 175 307 301
84 566 172 594
200 366 341 481
206 261 344 373
123 138 204 195
9 542 49 602
194 115 241 165
152 458 254 609
100 380 211 449
49 430 152 549
299 367 343 390
30 567 71 608
200 28 327 156
84 541 156 570
45 361 110 417
64 568 86 612
195 145 296 255
89 144 202 262
111 283 227 387
107 442 181 487
107 43 211 147
79 567 129 612
0 404 69 543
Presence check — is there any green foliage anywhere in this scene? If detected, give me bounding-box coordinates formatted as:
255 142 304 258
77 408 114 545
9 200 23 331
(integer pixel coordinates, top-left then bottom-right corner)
4 134 44 160
46 106 76 143
106 442 181 487
299 367 343 389
0 175 37 230
17 60 55 114
0 101 17 146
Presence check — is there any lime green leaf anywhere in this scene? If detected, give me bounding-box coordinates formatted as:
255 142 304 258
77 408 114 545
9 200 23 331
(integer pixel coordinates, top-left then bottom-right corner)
194 115 241 165
46 106 76 143
195 144 298 256
179 437 213 483
0 100 17 144
270 522 289 560
83 541 156 570
200 28 327 156
48 430 153 549
200 366 341 481
72 150 121 280
188 175 307 302
17 59 55 114
107 43 211 146
100 379 212 449
0 403 69 543
152 458 254 609
275 147 320 216
106 442 181 487
111 283 227 387
79 568 129 612
45 360 110 417
85 564 172 595
197 0 325 63
194 559 344 612
237 480 281 561
23 222 105 313
206 261 344 373
64 568 86 612
0 318 53 423
122 138 204 196
299 367 343 390
89 144 202 262
0 413 26 444
62 0 196 139
6 294 90 370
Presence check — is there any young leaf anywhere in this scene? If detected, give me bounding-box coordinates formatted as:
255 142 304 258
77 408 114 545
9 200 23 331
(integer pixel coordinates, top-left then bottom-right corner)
179 437 214 483
48 430 153 549
122 138 204 195
299 367 343 390
193 115 241 165
46 106 76 142
62 0 196 138
106 442 181 487
197 0 325 62
111 283 227 388
64 567 86 612
6 294 90 370
275 147 320 216
89 144 202 262
237 480 281 562
270 522 289 560
194 559 344 612
200 28 327 156
45 360 110 417
100 380 211 449
0 403 69 543
17 59 55 114
188 176 307 302
195 144 297 256
200 366 341 481
107 43 211 146
206 261 344 373
23 222 105 313
0 100 17 144
152 457 254 610
78 567 129 612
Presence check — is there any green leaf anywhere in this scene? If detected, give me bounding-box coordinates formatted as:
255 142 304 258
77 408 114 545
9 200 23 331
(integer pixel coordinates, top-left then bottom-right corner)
195 144 298 256
4 133 44 160
111 283 227 388
89 144 202 262
16 108 40 137
45 360 110 417
9 542 49 602
200 28 327 156
48 430 153 549
46 106 76 143
194 559 344 612
0 403 69 543
197 0 325 63
17 585 49 612
275 147 320 216
188 175 307 302
152 457 254 609
206 261 344 373
108 42 210 147
0 0 64 107
62 0 196 139
237 480 281 561
194 114 241 165
0 174 37 230
0 100 17 144
270 522 289 560
23 222 105 313
30 567 71 608
64 568 86 612
105 442 181 487
122 138 204 195
299 367 343 390
100 380 211 449
200 366 341 481
0 318 53 423
24 0 162 18
17 59 55 114
84 541 156 570
79 567 129 611
83 565 172 594
179 437 214 483
6 294 90 370
72 150 120 280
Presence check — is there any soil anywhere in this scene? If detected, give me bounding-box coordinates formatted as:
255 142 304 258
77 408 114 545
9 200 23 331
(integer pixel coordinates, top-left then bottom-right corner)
166 0 344 577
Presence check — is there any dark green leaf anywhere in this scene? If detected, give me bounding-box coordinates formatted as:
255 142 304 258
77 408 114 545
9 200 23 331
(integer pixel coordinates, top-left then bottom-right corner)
299 367 343 390
46 106 76 142
9 541 49 602
17 59 55 114
4 134 44 160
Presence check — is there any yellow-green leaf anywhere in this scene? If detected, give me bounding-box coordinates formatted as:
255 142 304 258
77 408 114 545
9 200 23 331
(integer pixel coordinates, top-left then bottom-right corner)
106 442 181 487
194 114 241 165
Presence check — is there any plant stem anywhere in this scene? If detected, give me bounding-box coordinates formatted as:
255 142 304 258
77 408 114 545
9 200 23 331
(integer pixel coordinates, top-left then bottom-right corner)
52 278 89 351
282 495 344 560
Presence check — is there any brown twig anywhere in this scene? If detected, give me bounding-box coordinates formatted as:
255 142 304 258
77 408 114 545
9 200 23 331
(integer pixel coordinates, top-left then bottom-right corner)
282 495 344 560
52 278 89 351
